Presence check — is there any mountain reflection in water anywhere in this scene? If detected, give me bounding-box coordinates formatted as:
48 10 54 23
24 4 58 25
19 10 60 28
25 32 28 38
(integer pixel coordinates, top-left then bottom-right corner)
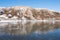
0 20 60 40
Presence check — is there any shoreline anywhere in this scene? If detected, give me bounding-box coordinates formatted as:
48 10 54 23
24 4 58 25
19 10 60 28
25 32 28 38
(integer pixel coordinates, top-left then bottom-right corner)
0 20 60 22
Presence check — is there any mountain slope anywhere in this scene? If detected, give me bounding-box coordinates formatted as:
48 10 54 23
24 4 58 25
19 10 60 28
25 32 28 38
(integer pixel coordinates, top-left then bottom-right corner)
0 6 60 20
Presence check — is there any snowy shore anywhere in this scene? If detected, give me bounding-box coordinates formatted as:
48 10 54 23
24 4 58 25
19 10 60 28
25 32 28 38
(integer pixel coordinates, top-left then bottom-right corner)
0 20 60 22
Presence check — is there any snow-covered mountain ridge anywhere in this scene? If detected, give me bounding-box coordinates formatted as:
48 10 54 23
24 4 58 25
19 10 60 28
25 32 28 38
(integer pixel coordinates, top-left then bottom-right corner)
0 6 60 20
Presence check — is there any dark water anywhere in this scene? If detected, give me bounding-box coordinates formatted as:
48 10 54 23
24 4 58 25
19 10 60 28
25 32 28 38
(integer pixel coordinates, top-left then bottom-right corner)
0 21 60 40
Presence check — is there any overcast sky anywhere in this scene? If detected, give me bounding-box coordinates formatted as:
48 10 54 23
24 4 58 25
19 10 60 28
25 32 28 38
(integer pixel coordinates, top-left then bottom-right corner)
0 0 60 12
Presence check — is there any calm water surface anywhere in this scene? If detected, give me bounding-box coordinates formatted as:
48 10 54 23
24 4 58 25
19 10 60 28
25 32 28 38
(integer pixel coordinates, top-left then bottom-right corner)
0 20 60 40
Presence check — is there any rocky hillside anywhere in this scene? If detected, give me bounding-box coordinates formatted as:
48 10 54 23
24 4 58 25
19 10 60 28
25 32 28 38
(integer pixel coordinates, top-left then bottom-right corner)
0 6 60 20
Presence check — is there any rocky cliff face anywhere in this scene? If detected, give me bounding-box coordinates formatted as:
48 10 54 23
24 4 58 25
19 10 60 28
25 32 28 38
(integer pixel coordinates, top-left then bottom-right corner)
0 6 60 20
